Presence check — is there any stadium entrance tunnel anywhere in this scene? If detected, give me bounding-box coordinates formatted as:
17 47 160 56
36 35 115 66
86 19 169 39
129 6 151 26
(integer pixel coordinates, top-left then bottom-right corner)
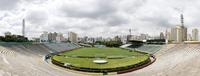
50 48 156 74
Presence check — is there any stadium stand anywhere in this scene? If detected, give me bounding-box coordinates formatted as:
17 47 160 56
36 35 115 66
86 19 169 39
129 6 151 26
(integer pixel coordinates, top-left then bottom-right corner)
44 43 80 52
121 44 163 54
0 46 15 56
0 42 83 76
119 44 200 76
136 45 162 54
1 42 200 76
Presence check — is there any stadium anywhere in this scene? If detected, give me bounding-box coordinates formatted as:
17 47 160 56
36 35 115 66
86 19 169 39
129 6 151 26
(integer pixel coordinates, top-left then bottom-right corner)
1 0 200 76
0 41 199 76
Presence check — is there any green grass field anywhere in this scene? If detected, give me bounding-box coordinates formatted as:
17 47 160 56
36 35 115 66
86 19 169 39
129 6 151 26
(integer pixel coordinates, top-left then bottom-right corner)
52 48 149 69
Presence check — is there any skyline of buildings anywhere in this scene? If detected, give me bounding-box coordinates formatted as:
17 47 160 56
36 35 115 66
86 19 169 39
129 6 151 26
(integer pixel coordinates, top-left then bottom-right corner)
3 25 200 44
40 31 65 43
165 14 199 43
1 14 200 44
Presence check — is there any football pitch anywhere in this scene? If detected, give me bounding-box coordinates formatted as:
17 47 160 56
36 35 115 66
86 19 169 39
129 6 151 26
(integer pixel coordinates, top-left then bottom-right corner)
52 48 150 71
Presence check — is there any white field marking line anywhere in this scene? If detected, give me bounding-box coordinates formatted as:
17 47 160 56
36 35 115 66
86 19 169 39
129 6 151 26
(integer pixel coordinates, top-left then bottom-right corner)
2 55 10 64
44 57 90 76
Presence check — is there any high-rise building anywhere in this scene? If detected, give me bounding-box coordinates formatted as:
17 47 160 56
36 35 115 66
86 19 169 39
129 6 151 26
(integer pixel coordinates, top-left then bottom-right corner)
52 32 58 41
48 32 53 42
56 33 64 43
170 27 177 41
180 14 187 41
182 26 187 41
40 31 48 43
168 14 187 43
192 28 199 41
68 32 78 43
160 32 165 39
165 29 171 40
170 25 187 43
140 34 149 40
187 34 192 41
176 25 183 42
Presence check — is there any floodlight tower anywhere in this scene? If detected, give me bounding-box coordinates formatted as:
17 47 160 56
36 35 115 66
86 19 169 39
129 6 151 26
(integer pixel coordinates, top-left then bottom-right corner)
22 19 25 37
129 29 132 35
181 14 184 26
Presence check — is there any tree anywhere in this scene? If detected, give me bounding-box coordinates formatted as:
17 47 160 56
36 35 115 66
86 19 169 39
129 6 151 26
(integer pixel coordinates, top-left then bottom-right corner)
0 35 28 42
94 40 122 47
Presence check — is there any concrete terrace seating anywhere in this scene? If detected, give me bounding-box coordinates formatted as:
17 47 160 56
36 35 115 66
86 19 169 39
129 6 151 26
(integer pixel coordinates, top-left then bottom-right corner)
136 45 162 54
44 43 79 52
0 46 15 56
124 44 162 54
121 44 200 76
0 43 83 76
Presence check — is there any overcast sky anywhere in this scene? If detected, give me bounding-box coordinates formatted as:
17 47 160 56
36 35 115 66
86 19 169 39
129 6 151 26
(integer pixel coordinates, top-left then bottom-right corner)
0 0 200 38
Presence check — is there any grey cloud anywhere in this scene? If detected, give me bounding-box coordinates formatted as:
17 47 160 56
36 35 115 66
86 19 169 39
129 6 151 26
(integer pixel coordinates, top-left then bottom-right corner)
140 15 172 28
0 0 20 10
50 21 95 31
26 10 48 25
2 0 200 38
59 0 146 27
117 0 147 13
0 13 9 20
23 0 48 4
49 22 68 31
104 15 129 26
60 0 116 19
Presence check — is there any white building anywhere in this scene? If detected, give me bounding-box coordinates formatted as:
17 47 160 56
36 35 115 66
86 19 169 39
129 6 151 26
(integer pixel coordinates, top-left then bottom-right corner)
165 30 171 40
40 32 65 43
160 32 165 39
192 28 199 41
40 31 48 43
187 34 192 41
56 33 65 43
68 32 78 43
140 34 149 40
169 25 187 43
